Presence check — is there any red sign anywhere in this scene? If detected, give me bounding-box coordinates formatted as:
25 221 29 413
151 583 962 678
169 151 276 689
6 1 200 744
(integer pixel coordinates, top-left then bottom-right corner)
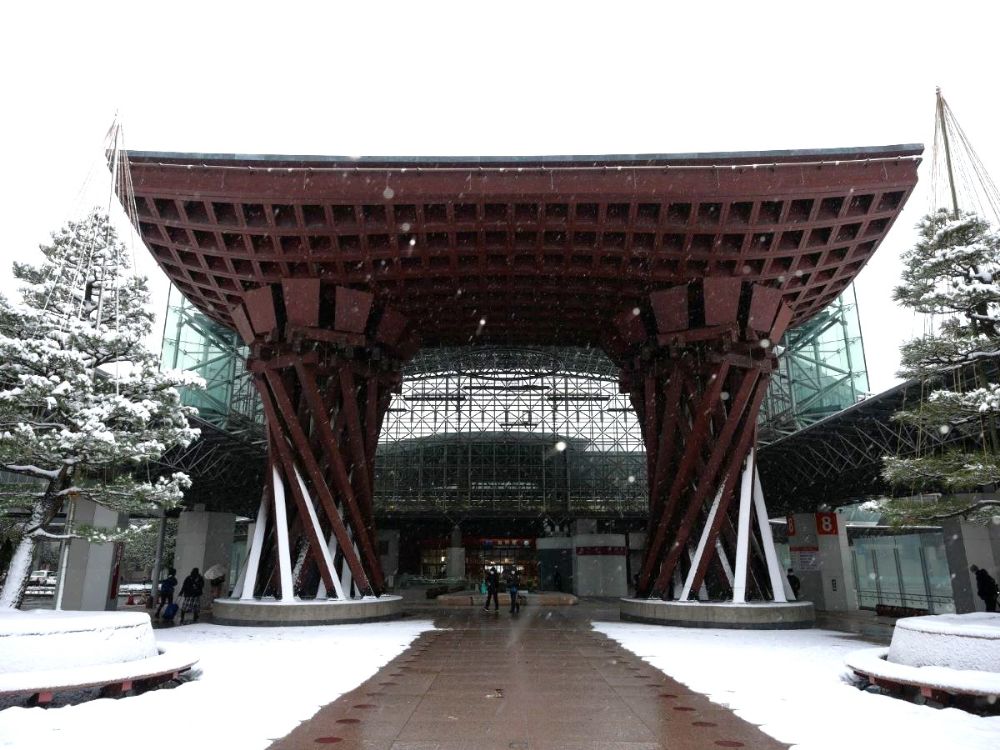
786 515 797 536
815 512 839 535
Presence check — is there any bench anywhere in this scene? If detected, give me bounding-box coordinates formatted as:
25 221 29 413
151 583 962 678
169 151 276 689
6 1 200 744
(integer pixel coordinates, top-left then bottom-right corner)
0 645 198 707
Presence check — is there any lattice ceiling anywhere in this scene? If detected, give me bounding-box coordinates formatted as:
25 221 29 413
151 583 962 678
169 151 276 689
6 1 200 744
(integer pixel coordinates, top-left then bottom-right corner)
121 147 921 348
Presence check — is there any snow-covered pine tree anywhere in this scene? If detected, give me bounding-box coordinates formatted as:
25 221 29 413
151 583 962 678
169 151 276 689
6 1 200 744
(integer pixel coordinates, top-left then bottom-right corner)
0 210 201 608
880 209 1000 523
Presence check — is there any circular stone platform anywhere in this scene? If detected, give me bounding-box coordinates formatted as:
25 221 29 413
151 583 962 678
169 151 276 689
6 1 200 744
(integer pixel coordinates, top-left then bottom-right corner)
0 610 157 671
0 610 197 703
212 595 403 626
846 612 1000 702
436 591 578 607
888 612 1000 671
619 598 815 629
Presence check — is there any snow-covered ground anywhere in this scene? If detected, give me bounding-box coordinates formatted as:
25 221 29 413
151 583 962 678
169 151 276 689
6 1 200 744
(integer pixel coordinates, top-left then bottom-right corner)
0 618 433 750
595 621 1000 750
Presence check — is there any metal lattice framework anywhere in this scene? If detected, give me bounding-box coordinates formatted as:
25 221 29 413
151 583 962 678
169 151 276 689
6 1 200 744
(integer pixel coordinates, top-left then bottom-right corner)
118 146 921 603
152 415 264 517
377 347 645 518
758 355 1000 514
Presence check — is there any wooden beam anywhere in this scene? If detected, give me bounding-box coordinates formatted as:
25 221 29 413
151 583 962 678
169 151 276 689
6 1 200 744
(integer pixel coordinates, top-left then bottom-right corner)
652 368 760 593
257 378 338 597
295 361 386 592
263 369 373 595
638 359 731 594
683 378 770 596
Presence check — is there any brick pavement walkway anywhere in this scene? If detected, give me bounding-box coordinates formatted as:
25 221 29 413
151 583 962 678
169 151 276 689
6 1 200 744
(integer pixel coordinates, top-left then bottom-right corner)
269 604 789 750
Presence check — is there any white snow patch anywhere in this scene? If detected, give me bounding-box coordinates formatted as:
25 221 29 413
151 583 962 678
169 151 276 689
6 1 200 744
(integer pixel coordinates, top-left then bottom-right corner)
595 621 1000 750
0 618 433 750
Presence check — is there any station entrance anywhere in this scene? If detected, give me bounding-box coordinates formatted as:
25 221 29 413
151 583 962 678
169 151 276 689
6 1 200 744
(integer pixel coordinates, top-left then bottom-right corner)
123 146 920 604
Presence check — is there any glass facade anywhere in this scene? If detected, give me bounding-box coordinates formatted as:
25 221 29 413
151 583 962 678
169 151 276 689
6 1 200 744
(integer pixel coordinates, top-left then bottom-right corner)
160 285 262 433
758 286 869 444
849 529 955 614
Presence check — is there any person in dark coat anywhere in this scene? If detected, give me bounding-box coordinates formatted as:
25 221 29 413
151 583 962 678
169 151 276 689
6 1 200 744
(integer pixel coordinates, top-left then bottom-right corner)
552 568 563 593
155 567 177 619
482 566 499 612
506 567 521 614
179 567 205 624
970 565 999 612
787 568 801 598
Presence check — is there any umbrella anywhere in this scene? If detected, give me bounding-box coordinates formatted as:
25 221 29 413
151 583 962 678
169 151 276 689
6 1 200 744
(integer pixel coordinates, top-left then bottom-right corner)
203 564 227 580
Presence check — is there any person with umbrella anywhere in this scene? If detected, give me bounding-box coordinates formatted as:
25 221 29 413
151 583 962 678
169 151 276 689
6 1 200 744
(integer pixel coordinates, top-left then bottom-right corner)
204 563 228 602
178 567 205 624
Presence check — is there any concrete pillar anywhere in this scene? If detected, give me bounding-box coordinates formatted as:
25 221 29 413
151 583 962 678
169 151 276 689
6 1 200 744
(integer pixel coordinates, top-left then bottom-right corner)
445 526 465 579
991 518 1000 572
175 509 236 609
59 499 127 611
942 518 1000 613
572 533 627 597
788 511 856 611
626 531 646 596
536 536 573 592
378 529 400 590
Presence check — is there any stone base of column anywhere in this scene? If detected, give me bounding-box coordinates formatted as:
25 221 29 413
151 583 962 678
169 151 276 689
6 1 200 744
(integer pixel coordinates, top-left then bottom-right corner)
619 598 814 629
212 595 403 627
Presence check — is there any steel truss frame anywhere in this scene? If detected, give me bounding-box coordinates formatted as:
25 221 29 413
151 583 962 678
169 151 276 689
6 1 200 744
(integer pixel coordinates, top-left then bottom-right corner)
376 347 646 518
758 356 1000 514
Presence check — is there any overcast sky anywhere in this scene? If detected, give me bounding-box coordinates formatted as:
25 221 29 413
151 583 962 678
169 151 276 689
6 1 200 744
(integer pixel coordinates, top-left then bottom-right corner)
2 1 998 394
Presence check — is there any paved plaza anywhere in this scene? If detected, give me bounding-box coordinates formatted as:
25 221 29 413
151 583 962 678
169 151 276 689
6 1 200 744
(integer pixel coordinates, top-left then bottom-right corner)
269 603 788 750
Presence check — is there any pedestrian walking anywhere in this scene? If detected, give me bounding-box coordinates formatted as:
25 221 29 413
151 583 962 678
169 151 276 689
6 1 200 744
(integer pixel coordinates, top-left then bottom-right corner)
155 567 177 619
482 566 499 612
970 564 999 612
178 567 205 624
786 568 801 598
552 568 562 593
506 567 521 613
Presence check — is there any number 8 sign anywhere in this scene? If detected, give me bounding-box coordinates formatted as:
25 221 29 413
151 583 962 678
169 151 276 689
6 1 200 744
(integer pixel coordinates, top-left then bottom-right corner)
815 512 838 535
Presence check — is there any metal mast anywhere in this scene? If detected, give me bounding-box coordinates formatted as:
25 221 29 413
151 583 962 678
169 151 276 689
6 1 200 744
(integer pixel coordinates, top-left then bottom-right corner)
936 87 960 218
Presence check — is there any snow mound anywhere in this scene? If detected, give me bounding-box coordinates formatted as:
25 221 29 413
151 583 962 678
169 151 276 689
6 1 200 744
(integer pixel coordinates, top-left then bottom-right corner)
0 609 157 673
888 613 1000 673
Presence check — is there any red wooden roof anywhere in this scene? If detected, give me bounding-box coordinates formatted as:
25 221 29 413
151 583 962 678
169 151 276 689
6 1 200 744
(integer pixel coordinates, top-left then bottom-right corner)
120 145 921 347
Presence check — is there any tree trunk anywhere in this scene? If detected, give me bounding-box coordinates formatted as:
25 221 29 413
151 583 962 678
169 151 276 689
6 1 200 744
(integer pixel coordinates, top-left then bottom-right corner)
0 503 44 608
0 473 68 609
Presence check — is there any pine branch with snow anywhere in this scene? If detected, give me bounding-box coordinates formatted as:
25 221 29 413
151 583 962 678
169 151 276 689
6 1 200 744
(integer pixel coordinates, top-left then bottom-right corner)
0 210 202 608
882 210 1000 521
865 490 1000 525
